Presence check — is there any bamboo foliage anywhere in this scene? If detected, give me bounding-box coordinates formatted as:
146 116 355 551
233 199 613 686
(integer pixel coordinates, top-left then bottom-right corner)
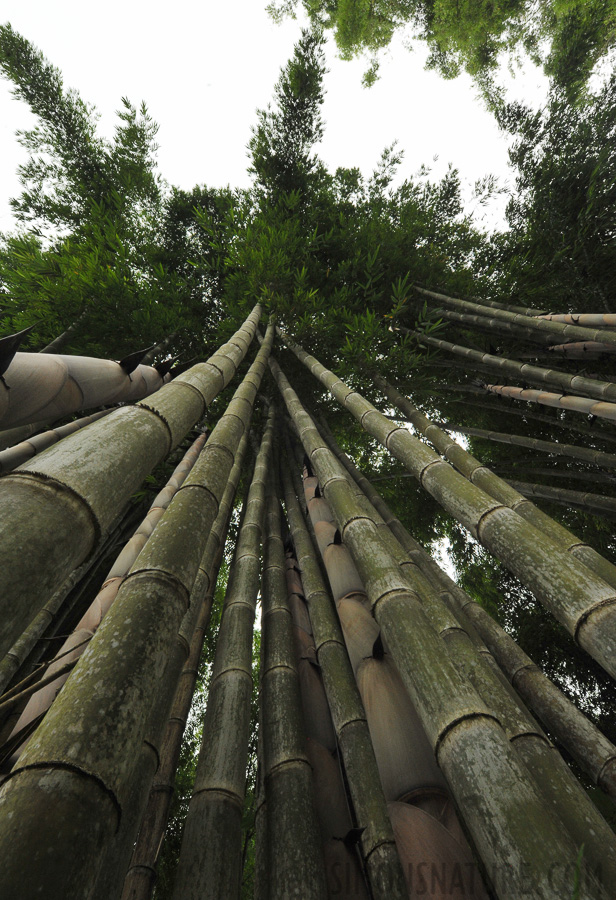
122 430 250 900
170 408 275 900
0 319 274 900
259 465 328 900
2 431 209 769
0 303 261 664
280 331 616 681
268 353 604 900
280 445 408 900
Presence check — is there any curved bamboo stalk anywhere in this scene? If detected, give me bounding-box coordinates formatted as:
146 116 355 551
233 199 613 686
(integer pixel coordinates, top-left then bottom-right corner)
415 285 547 316
0 409 112 474
506 480 616 518
0 304 261 663
280 439 408 899
4 432 209 768
484 382 616 423
260 467 327 900
316 415 616 803
279 331 616 681
436 423 616 470
170 409 275 900
0 319 273 900
0 351 169 430
537 314 616 327
269 354 605 900
412 330 616 404
415 285 616 348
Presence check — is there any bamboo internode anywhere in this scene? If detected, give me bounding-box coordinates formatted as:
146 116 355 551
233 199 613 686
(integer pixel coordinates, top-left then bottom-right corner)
484 383 616 422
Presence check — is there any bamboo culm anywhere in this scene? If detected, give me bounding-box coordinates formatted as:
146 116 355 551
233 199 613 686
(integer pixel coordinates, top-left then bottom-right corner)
484 382 616 424
170 408 275 900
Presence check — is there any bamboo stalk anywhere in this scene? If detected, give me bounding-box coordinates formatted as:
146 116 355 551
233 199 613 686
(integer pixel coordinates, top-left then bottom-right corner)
434 307 557 345
415 285 616 347
280 331 616 680
505 480 616 518
411 329 616 403
0 409 112 474
546 341 616 357
269 355 604 899
316 415 616 803
537 314 616 327
4 432 209 768
170 408 275 900
484 382 616 423
414 284 547 316
0 320 273 900
259 462 328 899
0 304 261 663
436 422 616 470
281 444 408 899
39 310 88 354
107 431 250 900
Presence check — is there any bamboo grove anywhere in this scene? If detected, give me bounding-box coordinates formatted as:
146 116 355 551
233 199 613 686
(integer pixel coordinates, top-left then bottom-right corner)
1 20 616 900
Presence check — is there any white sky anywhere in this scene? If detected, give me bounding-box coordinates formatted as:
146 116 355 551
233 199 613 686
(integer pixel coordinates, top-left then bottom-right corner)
0 1 550 233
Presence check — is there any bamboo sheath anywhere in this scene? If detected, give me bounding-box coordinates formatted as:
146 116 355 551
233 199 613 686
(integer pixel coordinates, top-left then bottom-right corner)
4 432 209 768
506 479 616 517
484 382 616 423
280 449 408 899
413 329 616 403
280 332 616 681
171 409 276 900
436 423 616 470
316 415 616 803
0 303 261 664
0 408 112 473
0 319 274 900
380 376 616 593
119 431 250 900
415 285 616 347
0 351 169 430
260 468 328 900
269 354 603 900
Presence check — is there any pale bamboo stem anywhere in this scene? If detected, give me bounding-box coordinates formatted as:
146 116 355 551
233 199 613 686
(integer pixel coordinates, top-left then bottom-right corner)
0 320 273 900
170 410 275 900
279 331 616 680
0 304 261 663
269 354 603 900
434 307 557 345
506 480 616 517
537 314 616 327
0 409 112 474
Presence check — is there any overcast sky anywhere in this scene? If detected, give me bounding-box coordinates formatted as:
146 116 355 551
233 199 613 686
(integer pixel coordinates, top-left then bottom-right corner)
0 1 550 233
